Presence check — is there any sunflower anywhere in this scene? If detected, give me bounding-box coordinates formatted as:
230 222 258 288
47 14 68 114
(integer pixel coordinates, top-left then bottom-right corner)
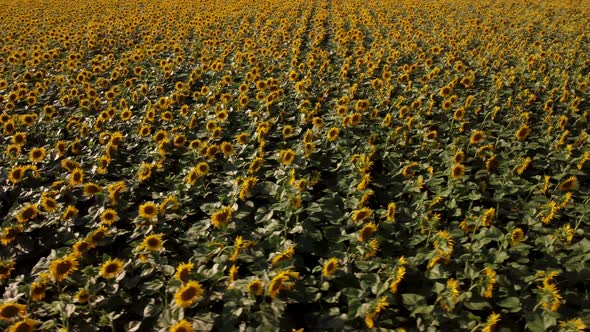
326 127 340 142
6 144 21 158
73 239 92 255
49 254 79 282
196 161 209 176
29 281 46 301
1 226 21 246
62 205 79 221
355 99 369 111
87 225 109 246
386 202 396 222
100 258 124 279
247 279 264 296
170 319 193 332
7 319 40 332
211 206 233 228
141 234 164 252
559 176 578 192
83 182 102 197
12 132 26 145
40 196 58 212
279 149 296 166
0 302 26 322
8 166 26 184
470 130 485 145
451 163 465 180
322 258 339 277
138 126 152 137
515 124 531 141
220 142 234 158
174 280 204 308
248 157 263 174
16 203 39 223
352 207 372 222
139 202 159 220
175 262 194 283
100 209 118 225
511 228 524 246
69 168 84 186
74 289 90 304
282 125 294 138
359 222 378 242
439 85 452 98
453 151 465 164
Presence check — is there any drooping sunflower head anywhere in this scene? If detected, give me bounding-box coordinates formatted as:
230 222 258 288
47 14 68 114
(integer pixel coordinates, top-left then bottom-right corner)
322 258 339 277
359 222 378 242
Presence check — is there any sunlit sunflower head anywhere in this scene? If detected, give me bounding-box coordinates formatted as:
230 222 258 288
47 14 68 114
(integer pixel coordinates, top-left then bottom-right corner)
175 262 194 283
236 133 248 145
49 254 79 282
100 258 124 279
327 127 340 142
17 203 39 223
196 161 209 176
451 163 465 180
359 222 378 242
12 132 26 145
74 289 90 304
170 319 193 332
69 168 84 186
8 166 26 184
322 258 339 277
0 302 26 322
40 196 58 212
174 280 204 308
29 147 46 163
247 279 264 296
282 125 294 138
352 207 372 222
220 142 234 157
139 202 159 220
141 233 164 252
100 209 118 225
279 149 296 166
211 206 233 228
83 182 102 197
453 150 465 164
5 319 40 332
470 130 485 145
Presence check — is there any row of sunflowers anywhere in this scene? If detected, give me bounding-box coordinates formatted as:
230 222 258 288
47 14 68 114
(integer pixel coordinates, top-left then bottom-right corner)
1 0 589 330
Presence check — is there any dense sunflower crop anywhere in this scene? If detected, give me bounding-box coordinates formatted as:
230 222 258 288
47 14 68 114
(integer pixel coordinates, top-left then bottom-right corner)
1 0 590 330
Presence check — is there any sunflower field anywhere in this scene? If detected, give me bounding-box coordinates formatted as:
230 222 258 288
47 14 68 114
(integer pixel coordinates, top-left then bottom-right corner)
1 0 589 330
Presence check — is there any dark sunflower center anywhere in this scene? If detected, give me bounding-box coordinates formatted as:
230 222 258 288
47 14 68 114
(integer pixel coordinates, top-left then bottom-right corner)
56 261 72 275
0 305 19 317
105 263 119 274
180 286 197 301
